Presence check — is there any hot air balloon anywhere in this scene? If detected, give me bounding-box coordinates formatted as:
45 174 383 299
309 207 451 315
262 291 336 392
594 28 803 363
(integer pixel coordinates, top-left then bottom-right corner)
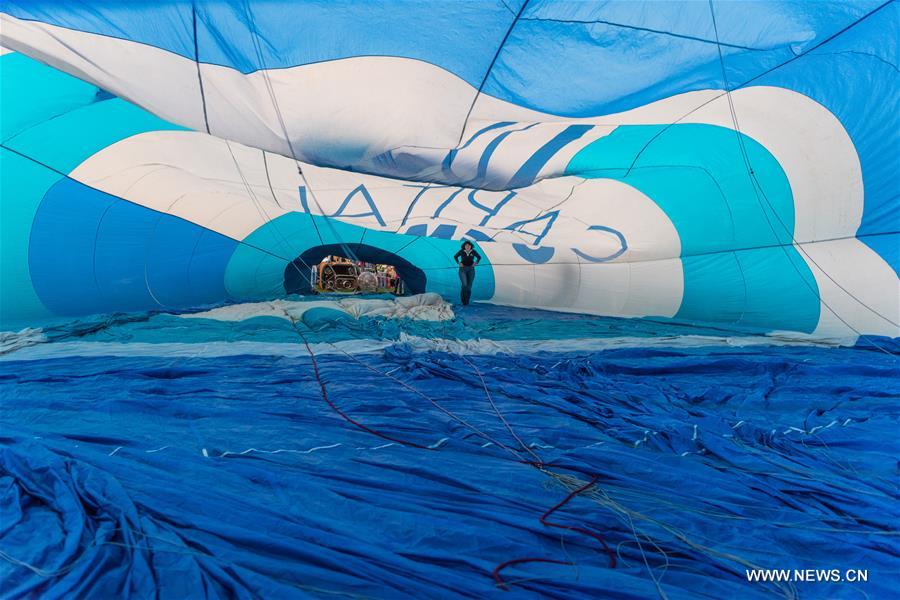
1 2 897 598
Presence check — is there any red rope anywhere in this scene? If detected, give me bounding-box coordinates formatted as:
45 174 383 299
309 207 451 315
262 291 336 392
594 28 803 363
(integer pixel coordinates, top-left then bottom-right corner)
457 355 617 587
540 475 616 568
493 558 572 590
493 470 616 590
297 330 432 451
294 312 615 590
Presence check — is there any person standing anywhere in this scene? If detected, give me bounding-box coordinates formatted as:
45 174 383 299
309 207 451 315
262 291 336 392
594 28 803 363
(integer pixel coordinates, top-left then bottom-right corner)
453 241 481 305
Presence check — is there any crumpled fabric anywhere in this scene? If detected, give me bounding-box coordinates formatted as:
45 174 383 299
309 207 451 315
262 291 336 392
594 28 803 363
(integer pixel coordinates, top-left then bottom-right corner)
1 304 897 599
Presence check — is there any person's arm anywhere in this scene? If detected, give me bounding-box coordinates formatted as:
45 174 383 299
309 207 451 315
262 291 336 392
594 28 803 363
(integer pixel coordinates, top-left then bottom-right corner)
473 250 482 264
453 250 463 265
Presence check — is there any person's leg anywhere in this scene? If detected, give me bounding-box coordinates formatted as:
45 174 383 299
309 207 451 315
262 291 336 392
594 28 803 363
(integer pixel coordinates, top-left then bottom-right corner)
461 267 475 305
458 267 468 304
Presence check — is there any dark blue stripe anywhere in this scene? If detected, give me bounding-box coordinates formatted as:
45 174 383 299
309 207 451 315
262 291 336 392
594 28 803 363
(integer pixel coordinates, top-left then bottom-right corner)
471 123 538 185
442 121 513 174
507 124 593 189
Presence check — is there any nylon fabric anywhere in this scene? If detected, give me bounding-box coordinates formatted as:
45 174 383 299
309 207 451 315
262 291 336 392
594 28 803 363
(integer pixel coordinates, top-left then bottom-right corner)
1 301 897 598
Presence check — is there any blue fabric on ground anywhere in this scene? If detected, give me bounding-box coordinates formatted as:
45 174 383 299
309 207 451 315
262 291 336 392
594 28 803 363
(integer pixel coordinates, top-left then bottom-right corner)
16 298 813 349
1 303 898 599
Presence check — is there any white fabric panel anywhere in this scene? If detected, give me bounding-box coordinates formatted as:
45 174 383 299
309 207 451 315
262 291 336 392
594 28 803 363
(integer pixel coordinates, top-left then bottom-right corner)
532 177 681 262
70 131 292 240
800 238 900 338
570 261 632 316
0 14 207 131
683 87 864 244
199 56 475 167
485 246 683 318
444 123 522 180
626 258 686 318
297 162 421 229
71 131 681 265
181 293 453 322
476 123 578 189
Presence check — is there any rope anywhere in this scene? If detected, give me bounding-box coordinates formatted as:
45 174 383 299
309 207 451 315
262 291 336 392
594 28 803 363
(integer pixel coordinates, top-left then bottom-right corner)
493 475 616 590
458 354 542 464
275 301 619 589
492 558 571 591
279 305 432 450
440 320 616 587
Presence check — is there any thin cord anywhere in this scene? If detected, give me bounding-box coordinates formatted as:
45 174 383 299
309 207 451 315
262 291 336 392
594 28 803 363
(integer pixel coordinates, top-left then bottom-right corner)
706 0 898 355
454 0 531 148
240 0 361 266
622 0 893 179
459 354 542 464
304 331 526 461
279 304 432 450
190 1 211 134
223 140 313 274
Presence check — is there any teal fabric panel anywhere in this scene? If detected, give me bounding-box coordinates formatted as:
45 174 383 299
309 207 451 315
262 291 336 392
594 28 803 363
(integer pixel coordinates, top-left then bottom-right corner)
567 124 820 331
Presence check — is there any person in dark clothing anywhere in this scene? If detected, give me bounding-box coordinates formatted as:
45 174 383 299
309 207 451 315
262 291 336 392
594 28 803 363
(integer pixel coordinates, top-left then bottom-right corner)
453 241 481 305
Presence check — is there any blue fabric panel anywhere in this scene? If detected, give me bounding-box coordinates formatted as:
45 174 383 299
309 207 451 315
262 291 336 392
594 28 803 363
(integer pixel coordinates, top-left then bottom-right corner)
196 0 516 80
523 1 881 52
0 52 105 143
2 1 196 63
0 148 56 326
678 252 746 325
188 230 242 307
1 304 897 598
145 216 237 309
749 1 899 274
679 243 822 333
486 1 879 117
734 244 820 332
92 201 163 312
3 98 183 175
28 178 117 315
3 0 517 83
301 306 354 330
29 178 237 317
860 232 899 277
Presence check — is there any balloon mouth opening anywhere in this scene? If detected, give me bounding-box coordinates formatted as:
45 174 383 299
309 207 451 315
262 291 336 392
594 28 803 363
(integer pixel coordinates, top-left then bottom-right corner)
284 243 427 296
